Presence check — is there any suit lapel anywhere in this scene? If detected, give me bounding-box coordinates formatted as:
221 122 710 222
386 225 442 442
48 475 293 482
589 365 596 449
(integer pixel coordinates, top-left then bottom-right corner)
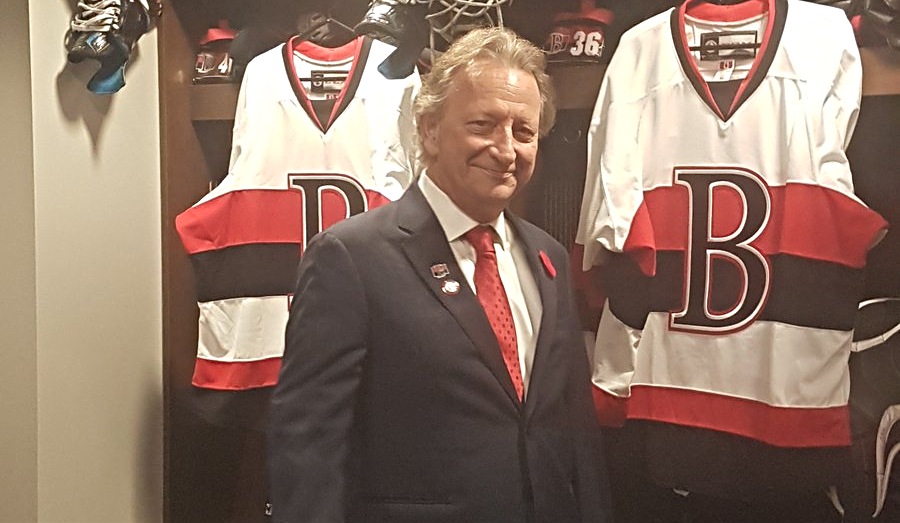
397 186 522 406
507 215 558 418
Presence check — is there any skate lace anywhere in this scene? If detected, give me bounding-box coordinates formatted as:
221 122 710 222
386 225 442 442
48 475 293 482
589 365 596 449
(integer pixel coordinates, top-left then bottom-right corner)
70 0 123 32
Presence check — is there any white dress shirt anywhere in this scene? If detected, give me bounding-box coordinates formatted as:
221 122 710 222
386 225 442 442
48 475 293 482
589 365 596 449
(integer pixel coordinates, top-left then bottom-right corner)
418 174 543 396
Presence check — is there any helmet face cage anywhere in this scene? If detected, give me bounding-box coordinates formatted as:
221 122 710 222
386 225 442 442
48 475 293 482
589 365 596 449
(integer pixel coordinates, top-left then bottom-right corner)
410 0 513 46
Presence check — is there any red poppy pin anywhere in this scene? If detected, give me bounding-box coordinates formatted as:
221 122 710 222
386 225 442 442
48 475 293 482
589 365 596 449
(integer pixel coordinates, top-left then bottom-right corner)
539 251 556 279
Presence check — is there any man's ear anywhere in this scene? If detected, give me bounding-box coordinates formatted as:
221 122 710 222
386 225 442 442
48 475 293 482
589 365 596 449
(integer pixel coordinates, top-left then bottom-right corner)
420 113 440 157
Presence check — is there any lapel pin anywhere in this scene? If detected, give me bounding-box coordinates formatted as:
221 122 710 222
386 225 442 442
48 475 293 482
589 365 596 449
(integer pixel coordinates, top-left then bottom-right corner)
441 279 461 295
430 263 450 279
539 251 557 279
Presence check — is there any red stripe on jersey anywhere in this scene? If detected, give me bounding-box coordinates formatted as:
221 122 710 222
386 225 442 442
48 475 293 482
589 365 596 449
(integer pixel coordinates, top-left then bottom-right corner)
570 243 608 310
622 201 657 276
192 357 282 390
628 385 851 448
293 37 358 62
592 386 627 428
633 182 886 268
176 188 391 254
685 0 768 23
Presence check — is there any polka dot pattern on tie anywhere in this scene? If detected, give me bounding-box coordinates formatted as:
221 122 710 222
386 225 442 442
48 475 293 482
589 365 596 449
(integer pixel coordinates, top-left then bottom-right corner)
465 226 524 401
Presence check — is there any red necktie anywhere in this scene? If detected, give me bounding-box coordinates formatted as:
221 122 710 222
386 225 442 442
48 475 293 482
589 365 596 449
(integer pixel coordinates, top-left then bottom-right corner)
465 226 524 401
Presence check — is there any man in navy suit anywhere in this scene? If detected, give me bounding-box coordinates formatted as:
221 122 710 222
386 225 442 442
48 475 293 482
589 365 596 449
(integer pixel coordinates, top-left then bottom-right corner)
268 26 611 523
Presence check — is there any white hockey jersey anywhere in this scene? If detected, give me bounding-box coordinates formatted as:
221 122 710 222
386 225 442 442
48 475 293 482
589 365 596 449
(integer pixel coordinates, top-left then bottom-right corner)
177 36 419 391
576 0 887 448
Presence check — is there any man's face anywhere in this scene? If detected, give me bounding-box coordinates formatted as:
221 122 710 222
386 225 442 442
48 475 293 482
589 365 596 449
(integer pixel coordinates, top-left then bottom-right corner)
421 63 541 223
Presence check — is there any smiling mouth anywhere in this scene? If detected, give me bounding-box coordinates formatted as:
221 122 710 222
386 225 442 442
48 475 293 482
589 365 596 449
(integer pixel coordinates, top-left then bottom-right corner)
479 166 515 178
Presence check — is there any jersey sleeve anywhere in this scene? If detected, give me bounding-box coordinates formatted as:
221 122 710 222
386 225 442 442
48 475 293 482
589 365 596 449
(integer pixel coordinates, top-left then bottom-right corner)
369 71 420 201
575 66 614 272
817 9 864 197
575 37 650 273
575 33 649 424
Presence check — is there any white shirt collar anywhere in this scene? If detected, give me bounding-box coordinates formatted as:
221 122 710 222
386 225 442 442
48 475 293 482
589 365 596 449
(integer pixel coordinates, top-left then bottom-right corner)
417 173 511 250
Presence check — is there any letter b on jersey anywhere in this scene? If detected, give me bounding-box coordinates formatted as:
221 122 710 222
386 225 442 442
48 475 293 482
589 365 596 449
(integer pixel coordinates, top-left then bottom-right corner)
671 167 771 334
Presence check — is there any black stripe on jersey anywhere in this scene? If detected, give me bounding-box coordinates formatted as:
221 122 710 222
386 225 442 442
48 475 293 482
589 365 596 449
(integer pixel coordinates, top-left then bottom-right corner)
604 251 864 331
189 244 300 303
624 420 851 497
708 79 742 118
764 254 865 330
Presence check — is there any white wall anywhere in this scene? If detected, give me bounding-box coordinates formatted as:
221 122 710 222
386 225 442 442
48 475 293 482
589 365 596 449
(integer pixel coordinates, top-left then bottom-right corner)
0 0 163 521
0 0 38 521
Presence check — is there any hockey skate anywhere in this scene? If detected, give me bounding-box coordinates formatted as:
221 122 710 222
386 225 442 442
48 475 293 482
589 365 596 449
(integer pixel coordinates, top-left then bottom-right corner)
65 0 159 94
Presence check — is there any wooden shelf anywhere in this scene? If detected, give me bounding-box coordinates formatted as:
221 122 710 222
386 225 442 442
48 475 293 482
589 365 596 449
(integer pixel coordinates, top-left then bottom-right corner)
190 83 240 121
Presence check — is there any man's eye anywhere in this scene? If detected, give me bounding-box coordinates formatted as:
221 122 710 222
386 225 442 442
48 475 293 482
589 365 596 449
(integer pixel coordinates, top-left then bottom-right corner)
468 121 493 133
515 128 537 142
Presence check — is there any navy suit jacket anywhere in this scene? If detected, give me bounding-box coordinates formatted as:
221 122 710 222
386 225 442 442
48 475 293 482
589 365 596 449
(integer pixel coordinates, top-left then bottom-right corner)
268 184 611 522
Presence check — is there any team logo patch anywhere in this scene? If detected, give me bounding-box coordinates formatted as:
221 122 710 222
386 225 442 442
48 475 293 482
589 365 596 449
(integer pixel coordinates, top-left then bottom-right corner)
431 263 450 279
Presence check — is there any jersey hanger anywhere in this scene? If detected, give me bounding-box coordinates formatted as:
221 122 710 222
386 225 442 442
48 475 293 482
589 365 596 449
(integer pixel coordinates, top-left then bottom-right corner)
294 11 357 49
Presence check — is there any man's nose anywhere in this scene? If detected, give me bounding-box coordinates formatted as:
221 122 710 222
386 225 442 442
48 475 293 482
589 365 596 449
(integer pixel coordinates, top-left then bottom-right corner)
490 127 516 166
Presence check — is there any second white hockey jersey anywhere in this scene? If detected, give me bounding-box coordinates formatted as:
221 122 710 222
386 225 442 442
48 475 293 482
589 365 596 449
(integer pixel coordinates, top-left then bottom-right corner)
177 36 419 391
576 0 887 448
